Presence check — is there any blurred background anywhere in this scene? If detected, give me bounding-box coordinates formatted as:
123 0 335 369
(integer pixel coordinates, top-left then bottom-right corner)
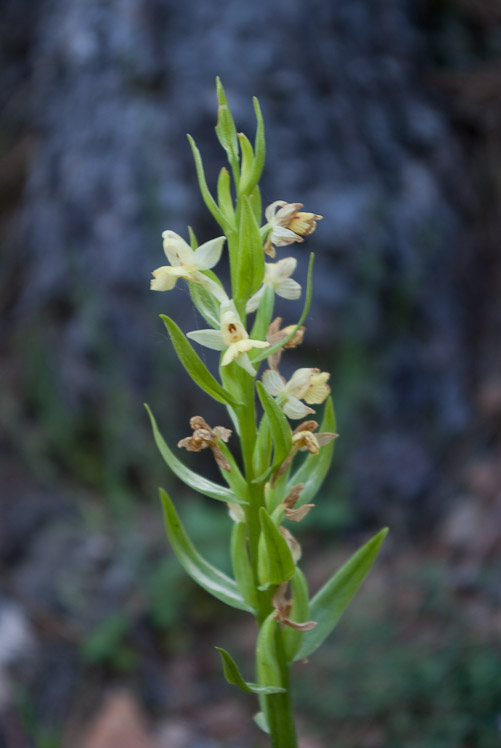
0 0 500 746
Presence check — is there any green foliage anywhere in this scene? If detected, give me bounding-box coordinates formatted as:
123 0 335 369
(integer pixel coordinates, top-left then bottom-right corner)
296 528 388 660
216 646 285 694
159 488 253 613
257 507 295 588
147 81 387 747
81 611 136 671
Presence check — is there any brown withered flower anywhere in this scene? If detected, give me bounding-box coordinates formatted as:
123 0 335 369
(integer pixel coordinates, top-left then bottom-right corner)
272 583 318 631
266 317 306 371
275 420 338 478
283 483 315 522
264 201 323 257
178 416 232 471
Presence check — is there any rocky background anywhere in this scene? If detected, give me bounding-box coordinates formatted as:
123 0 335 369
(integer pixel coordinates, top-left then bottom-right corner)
0 0 500 746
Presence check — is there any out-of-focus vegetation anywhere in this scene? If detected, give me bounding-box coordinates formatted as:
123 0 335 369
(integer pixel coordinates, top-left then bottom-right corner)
0 0 500 746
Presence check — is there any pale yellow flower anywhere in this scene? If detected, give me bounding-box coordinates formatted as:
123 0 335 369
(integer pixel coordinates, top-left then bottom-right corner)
187 300 269 376
246 257 302 313
151 230 227 301
263 201 323 257
261 367 331 419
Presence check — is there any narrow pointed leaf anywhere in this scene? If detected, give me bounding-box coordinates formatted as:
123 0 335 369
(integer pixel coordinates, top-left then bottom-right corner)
258 507 295 587
252 253 314 363
189 278 222 329
240 97 265 194
217 167 236 227
237 132 255 195
253 712 270 735
187 134 231 233
145 405 247 504
188 225 198 250
160 489 253 613
217 441 250 502
256 381 292 473
283 567 311 663
252 413 272 478
161 315 240 406
248 184 262 225
295 528 388 660
215 77 239 177
235 196 265 305
215 647 285 695
231 521 258 610
287 397 336 505
256 613 282 688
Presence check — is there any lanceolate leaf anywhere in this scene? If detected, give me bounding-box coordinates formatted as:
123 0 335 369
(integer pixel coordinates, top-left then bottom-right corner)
145 405 247 505
189 274 222 329
258 507 295 588
161 315 240 406
187 134 231 233
283 567 311 663
235 196 265 305
215 77 239 173
217 167 236 228
231 521 258 610
294 528 388 661
160 489 254 613
256 381 292 473
239 97 265 194
256 613 282 688
287 397 336 505
215 647 285 695
252 253 314 363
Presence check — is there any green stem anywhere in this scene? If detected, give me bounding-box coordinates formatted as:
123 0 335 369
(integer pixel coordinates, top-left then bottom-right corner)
263 628 298 748
236 371 298 746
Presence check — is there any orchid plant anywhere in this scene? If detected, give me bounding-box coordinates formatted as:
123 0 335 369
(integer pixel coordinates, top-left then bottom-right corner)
146 80 387 747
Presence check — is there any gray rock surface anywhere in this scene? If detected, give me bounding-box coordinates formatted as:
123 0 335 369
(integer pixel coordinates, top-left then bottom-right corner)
3 0 471 521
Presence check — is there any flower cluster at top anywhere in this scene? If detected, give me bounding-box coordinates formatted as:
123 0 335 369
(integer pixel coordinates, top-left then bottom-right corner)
151 200 323 379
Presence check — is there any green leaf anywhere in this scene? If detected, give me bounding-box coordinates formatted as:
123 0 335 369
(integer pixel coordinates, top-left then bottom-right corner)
253 712 270 735
160 489 254 613
252 414 272 479
215 647 285 695
239 98 265 194
235 196 265 306
187 134 231 233
256 612 282 688
145 405 247 504
295 528 388 660
256 381 292 473
252 253 314 363
287 397 337 505
217 167 236 228
231 521 258 610
258 507 295 588
237 132 255 194
215 77 239 180
188 225 198 249
283 567 311 663
189 276 222 329
161 315 240 406
248 184 262 225
217 441 250 503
